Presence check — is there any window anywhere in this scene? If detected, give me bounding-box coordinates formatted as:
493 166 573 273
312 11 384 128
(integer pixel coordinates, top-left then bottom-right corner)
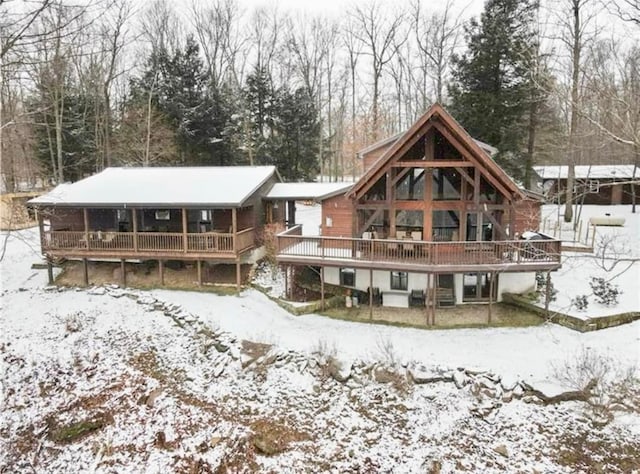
155 210 170 221
395 168 425 200
200 210 211 221
432 210 460 241
117 209 129 222
390 271 408 291
340 268 355 287
463 272 498 302
432 169 462 200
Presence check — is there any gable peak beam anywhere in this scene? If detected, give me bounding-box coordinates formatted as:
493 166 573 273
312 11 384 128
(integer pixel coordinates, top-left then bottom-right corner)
431 121 515 202
354 120 435 200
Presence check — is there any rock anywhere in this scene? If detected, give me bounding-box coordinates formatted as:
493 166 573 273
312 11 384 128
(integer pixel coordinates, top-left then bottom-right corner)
88 286 106 295
374 367 400 384
240 354 256 369
329 357 352 383
213 342 229 353
453 370 468 389
493 444 509 458
210 436 223 447
409 366 453 384
512 384 524 398
145 387 163 408
502 391 514 403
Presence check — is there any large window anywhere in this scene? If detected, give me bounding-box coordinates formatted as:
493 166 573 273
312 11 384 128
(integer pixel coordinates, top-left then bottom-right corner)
432 210 460 241
395 169 425 200
340 268 356 287
395 210 423 232
390 271 408 291
432 169 462 200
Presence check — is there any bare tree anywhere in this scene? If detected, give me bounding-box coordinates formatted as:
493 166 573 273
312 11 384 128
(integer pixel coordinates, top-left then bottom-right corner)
411 0 463 106
349 1 407 140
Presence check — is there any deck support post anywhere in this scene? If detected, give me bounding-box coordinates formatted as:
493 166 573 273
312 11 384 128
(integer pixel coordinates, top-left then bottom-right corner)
182 208 188 253
320 266 325 310
544 271 551 317
425 273 430 326
121 259 126 286
197 260 202 286
488 271 494 324
47 259 54 285
432 273 438 326
37 209 45 251
235 260 241 291
283 265 288 299
82 258 89 286
369 267 373 320
159 260 164 285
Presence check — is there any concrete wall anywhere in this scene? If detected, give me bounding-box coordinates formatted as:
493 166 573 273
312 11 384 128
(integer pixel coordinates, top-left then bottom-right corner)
497 272 536 299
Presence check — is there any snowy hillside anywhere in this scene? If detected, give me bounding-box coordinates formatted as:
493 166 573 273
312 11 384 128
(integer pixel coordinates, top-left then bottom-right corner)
1 227 639 473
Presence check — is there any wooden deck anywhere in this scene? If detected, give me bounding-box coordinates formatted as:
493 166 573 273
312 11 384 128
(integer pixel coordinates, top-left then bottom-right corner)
41 228 255 260
276 225 562 273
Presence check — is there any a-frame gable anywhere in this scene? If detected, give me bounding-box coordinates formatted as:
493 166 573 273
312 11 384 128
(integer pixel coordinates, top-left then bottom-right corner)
349 103 524 202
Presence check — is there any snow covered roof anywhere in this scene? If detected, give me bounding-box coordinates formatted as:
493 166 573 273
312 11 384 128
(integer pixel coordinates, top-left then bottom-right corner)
534 165 637 180
29 166 278 208
265 182 352 201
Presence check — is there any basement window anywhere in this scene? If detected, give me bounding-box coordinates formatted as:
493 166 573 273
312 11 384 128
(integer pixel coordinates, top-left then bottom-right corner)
340 268 356 287
390 271 408 291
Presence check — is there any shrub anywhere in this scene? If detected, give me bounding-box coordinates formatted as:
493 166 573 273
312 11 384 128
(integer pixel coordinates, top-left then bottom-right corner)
535 272 557 303
589 277 621 306
572 295 589 311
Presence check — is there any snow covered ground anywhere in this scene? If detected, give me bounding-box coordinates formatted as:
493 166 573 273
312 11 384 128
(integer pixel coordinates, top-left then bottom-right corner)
1 215 639 472
539 205 640 318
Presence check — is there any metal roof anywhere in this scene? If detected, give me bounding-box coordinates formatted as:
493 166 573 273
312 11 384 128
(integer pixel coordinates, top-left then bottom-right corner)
29 166 278 208
264 182 352 201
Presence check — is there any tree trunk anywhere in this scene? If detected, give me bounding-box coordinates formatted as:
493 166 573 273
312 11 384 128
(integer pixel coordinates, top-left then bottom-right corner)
564 0 581 223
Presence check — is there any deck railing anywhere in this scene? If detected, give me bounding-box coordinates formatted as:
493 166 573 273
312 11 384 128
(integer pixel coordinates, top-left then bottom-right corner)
43 229 254 256
277 231 562 267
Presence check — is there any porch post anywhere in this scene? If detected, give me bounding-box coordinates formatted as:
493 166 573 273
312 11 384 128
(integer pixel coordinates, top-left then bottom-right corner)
82 258 89 285
544 271 551 317
232 208 238 253
197 260 202 286
236 260 241 291
36 209 45 252
132 208 138 252
320 266 325 310
121 259 126 286
159 260 164 286
83 208 89 249
369 267 373 320
182 208 188 253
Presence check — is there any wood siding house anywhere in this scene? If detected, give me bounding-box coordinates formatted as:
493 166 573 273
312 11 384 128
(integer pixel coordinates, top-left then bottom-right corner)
30 166 282 288
276 104 561 313
534 165 640 205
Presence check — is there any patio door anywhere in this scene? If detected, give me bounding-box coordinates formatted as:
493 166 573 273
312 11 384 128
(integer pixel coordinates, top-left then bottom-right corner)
462 272 497 302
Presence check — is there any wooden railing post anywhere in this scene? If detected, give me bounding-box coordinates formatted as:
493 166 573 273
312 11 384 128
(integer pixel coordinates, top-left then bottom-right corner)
182 208 188 253
83 208 89 249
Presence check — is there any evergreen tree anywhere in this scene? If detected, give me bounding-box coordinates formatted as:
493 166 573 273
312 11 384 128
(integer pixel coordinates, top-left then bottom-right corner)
272 88 320 181
32 91 98 182
448 0 538 179
129 36 234 166
243 65 278 166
